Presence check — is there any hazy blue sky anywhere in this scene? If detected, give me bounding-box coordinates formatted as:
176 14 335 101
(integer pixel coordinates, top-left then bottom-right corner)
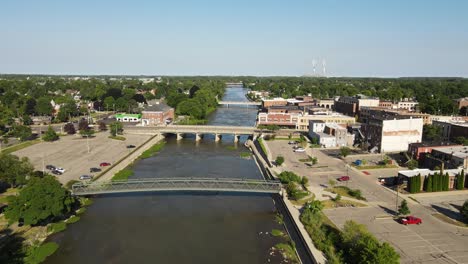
1 0 467 76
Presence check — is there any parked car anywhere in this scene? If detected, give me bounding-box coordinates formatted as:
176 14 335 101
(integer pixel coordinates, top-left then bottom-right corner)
126 145 136 148
100 162 111 167
399 216 422 225
294 148 306 153
45 165 56 170
51 170 63 175
337 176 350 181
288 141 296 145
90 167 102 173
79 175 93 180
55 167 65 173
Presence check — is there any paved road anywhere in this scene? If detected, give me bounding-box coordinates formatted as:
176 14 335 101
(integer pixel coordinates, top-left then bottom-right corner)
13 132 151 184
265 140 468 264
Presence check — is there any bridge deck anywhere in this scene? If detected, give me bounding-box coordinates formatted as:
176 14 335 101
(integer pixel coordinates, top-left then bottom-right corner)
72 178 282 195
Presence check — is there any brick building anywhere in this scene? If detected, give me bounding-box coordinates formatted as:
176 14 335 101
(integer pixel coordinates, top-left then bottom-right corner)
141 102 174 126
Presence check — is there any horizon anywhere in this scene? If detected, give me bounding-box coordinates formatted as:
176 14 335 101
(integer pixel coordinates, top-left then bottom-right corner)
1 0 468 77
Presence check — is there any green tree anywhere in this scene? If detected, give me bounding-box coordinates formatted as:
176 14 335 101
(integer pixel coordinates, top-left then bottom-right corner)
103 96 115 111
456 170 465 190
0 154 34 186
340 147 351 158
398 199 411 215
4 175 74 225
275 156 285 166
422 124 442 141
109 121 123 136
10 125 32 141
35 97 53 116
42 126 59 142
426 175 433 192
176 99 205 119
407 159 418 170
461 200 468 221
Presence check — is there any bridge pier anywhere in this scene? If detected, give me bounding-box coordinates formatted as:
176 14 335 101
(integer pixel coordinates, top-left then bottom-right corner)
215 133 221 142
195 133 202 141
234 134 240 143
177 133 183 140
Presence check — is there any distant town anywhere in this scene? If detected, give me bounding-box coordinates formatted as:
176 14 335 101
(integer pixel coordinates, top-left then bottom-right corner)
0 75 467 264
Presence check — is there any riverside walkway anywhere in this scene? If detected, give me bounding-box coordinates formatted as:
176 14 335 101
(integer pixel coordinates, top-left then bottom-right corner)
72 178 282 195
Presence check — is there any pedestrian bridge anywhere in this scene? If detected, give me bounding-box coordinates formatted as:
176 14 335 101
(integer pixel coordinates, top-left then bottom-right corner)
72 178 282 196
218 101 261 106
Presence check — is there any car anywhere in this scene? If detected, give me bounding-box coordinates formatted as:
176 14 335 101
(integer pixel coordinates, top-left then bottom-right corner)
79 175 93 180
100 162 111 167
126 145 136 148
399 216 422 225
55 167 65 173
337 176 350 181
288 141 297 145
294 148 306 153
51 170 63 175
90 167 102 173
45 165 56 170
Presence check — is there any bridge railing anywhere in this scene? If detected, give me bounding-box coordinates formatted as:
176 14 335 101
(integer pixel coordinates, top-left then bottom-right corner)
72 178 282 195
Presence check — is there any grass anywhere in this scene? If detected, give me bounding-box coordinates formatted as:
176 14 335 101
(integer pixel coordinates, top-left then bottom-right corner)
271 229 285 237
432 213 468 227
226 146 237 151
322 199 367 209
257 138 267 155
65 215 80 224
76 207 87 215
65 180 80 190
275 243 299 264
275 213 284 225
239 152 251 158
139 141 165 159
290 195 316 206
325 186 367 201
112 167 134 181
352 164 398 170
25 242 59 264
298 156 313 162
47 222 67 234
1 139 41 154
108 135 126 141
79 197 93 206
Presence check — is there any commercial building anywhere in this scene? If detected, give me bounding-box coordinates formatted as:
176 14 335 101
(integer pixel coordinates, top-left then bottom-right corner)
433 120 468 141
296 112 355 131
262 98 288 108
141 102 174 126
257 112 300 128
425 146 468 170
334 95 380 116
361 117 423 153
359 107 431 124
308 121 355 148
313 98 335 109
398 168 466 192
115 114 142 122
408 142 460 160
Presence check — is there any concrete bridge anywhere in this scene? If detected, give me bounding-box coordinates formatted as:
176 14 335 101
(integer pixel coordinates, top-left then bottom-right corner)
218 101 261 107
72 178 282 195
126 125 270 142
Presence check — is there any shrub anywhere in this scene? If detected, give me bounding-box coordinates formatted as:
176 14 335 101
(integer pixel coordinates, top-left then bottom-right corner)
48 222 67 234
461 200 468 221
278 171 302 184
24 242 59 264
275 156 285 166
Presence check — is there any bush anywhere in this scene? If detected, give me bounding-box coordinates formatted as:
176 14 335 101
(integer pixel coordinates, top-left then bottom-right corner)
278 171 302 184
461 200 468 221
275 156 285 166
42 126 59 142
24 242 59 264
271 229 284 237
66 215 80 224
48 222 67 234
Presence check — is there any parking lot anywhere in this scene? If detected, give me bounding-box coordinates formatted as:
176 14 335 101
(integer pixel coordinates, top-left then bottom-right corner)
264 139 468 264
13 132 151 184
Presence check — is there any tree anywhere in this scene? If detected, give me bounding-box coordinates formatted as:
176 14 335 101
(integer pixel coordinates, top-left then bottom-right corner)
407 159 418 170
78 119 89 131
0 154 34 186
35 97 53 116
23 98 37 115
21 114 33 126
340 147 351 158
456 170 465 190
103 96 115 111
10 125 32 141
109 121 123 136
461 200 468 221
422 124 442 141
275 156 285 166
98 121 107 131
42 126 59 142
4 175 74 225
63 123 76 135
426 175 433 192
398 200 410 215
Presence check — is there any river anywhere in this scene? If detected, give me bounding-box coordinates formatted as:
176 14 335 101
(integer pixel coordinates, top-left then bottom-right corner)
46 88 288 264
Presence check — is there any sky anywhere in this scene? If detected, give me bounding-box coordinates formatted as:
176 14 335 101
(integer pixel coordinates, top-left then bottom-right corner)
1 0 467 77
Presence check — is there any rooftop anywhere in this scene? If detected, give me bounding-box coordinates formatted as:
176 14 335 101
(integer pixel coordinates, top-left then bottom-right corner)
142 102 172 112
432 146 468 159
399 168 464 178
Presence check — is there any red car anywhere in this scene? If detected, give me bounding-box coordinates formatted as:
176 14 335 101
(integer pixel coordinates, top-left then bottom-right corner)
400 216 422 225
100 162 111 167
337 176 350 181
